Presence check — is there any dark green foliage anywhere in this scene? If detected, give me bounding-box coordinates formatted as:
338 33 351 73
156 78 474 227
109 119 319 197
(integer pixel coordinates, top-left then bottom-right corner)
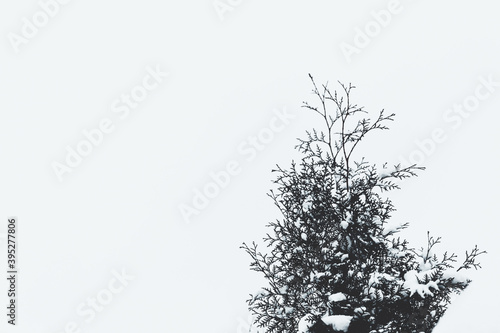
242 75 485 333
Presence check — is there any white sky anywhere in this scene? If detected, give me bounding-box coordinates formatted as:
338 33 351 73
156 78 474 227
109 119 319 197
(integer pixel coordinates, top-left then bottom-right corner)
0 1 499 332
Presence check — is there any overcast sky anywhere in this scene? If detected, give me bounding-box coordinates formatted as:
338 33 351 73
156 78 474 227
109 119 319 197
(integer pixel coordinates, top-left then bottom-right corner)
0 1 499 332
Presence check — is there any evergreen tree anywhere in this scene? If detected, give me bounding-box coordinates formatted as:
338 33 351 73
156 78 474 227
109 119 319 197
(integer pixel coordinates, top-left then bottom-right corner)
242 75 485 333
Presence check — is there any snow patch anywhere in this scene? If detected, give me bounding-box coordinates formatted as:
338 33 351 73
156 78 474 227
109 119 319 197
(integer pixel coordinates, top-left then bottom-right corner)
321 315 353 332
383 220 404 235
328 292 347 302
297 314 315 333
403 270 440 298
442 269 469 284
302 196 313 212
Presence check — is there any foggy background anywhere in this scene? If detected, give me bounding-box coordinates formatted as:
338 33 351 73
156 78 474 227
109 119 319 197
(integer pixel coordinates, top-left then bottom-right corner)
0 1 498 332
